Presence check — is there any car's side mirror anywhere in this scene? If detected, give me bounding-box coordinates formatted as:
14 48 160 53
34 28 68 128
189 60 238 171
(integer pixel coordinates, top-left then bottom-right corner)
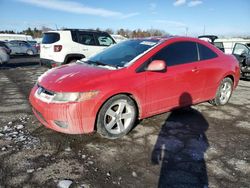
146 60 166 72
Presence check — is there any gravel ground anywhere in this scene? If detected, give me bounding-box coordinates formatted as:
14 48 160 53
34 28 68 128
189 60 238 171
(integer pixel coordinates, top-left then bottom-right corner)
0 56 249 188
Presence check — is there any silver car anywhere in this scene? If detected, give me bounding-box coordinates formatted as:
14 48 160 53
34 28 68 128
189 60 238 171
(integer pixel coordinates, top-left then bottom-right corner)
0 47 10 64
7 40 37 55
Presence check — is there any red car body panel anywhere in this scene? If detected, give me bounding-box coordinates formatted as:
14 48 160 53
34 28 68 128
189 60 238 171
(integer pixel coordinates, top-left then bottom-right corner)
29 37 240 134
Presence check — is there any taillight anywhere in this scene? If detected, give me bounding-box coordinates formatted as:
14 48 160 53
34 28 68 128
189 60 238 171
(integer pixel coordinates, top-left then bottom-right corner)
54 45 62 52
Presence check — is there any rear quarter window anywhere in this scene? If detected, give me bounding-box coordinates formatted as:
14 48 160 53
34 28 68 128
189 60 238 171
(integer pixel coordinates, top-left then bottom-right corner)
198 43 218 60
95 33 115 46
42 33 60 44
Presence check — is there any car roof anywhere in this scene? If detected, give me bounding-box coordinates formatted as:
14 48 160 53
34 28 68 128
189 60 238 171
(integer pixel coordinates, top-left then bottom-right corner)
45 29 110 34
132 36 206 43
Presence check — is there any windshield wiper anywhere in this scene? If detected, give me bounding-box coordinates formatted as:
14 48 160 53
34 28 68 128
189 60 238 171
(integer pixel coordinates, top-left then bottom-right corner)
87 60 120 69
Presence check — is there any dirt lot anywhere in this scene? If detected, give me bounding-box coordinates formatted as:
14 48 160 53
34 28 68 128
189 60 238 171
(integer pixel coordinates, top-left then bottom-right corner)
0 56 249 188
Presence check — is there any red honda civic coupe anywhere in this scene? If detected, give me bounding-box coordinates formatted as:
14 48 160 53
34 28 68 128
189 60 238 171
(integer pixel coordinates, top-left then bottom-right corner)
29 37 240 139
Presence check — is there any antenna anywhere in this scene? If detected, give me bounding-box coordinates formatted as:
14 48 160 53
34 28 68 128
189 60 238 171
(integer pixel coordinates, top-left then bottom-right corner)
185 27 189 36
203 25 206 35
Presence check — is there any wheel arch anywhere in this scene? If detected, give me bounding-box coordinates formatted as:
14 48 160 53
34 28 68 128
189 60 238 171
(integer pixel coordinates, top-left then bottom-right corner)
223 73 237 89
93 92 142 131
63 53 85 64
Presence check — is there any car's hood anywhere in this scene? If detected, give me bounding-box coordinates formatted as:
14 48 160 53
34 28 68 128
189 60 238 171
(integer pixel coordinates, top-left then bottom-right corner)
38 63 112 92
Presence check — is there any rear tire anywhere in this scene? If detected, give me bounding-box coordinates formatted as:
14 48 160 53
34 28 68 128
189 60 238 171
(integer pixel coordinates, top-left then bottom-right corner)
210 77 233 106
97 95 137 139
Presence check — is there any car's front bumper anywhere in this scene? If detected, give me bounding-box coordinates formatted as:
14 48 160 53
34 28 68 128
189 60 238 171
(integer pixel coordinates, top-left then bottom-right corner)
241 66 250 78
29 85 97 134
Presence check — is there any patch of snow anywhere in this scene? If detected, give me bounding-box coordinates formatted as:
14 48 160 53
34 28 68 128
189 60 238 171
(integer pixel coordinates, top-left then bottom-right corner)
64 147 71 152
132 171 137 177
16 124 24 130
27 169 35 173
57 180 73 188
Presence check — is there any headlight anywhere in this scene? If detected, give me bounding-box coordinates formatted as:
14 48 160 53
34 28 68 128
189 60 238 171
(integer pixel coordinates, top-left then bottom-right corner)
51 91 99 103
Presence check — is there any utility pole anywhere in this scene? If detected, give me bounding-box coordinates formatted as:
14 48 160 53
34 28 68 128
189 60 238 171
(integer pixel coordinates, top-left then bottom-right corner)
185 27 189 36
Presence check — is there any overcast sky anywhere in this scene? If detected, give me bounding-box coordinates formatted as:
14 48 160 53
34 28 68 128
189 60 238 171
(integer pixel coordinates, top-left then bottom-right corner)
0 0 250 36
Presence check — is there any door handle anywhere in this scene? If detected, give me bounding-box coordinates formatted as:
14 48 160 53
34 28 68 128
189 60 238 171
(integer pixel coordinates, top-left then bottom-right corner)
192 67 199 73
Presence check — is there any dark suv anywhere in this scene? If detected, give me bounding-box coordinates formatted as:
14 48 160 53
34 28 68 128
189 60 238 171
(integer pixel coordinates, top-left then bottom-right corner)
232 43 250 79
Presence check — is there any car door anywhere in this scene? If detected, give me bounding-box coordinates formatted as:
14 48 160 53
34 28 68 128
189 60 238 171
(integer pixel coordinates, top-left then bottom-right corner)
19 42 28 54
77 32 100 58
144 41 205 116
232 43 250 66
8 41 19 54
40 32 61 60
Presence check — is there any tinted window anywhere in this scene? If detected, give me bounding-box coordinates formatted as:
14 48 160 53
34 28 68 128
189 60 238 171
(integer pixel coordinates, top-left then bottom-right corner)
78 33 96 45
198 43 218 60
153 41 198 66
95 33 115 46
7 41 18 47
71 30 78 43
42 33 60 44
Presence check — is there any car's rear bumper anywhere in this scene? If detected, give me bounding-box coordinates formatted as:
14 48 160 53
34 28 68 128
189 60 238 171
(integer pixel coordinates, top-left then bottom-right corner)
29 85 97 134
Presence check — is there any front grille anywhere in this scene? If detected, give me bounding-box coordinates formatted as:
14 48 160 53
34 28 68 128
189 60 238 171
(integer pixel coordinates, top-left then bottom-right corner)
37 84 55 96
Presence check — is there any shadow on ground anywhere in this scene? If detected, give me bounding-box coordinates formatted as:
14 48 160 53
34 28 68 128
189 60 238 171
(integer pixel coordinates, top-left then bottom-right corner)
152 92 209 188
0 55 39 69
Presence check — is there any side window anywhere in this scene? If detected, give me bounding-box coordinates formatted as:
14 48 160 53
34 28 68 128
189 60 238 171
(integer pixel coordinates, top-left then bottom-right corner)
233 43 250 55
71 30 78 43
153 41 198 66
214 42 225 52
95 34 115 46
21 43 28 47
7 42 15 47
198 43 218 60
78 33 96 45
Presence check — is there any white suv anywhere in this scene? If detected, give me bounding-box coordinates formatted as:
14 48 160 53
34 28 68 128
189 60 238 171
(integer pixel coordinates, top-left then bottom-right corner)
40 29 116 67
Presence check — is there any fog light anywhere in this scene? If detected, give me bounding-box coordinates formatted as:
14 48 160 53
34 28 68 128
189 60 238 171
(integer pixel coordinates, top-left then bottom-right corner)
54 120 68 128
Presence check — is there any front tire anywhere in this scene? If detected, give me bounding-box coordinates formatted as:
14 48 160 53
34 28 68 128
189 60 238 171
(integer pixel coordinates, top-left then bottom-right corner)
97 95 137 139
210 77 233 106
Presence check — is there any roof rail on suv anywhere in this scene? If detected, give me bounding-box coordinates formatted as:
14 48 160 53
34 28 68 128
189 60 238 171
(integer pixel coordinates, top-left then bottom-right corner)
62 28 108 33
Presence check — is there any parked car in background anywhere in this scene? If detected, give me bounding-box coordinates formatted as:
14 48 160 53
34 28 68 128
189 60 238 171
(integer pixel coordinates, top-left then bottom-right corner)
232 43 250 79
198 35 225 52
0 41 12 54
111 34 127 43
30 36 240 139
7 40 38 55
40 29 116 67
28 40 40 53
0 47 10 64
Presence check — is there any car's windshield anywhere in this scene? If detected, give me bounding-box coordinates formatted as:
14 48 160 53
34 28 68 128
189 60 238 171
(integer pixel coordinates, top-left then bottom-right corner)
82 39 159 68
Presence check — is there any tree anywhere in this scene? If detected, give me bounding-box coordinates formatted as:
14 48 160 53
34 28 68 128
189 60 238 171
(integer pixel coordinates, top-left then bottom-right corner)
105 28 114 34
